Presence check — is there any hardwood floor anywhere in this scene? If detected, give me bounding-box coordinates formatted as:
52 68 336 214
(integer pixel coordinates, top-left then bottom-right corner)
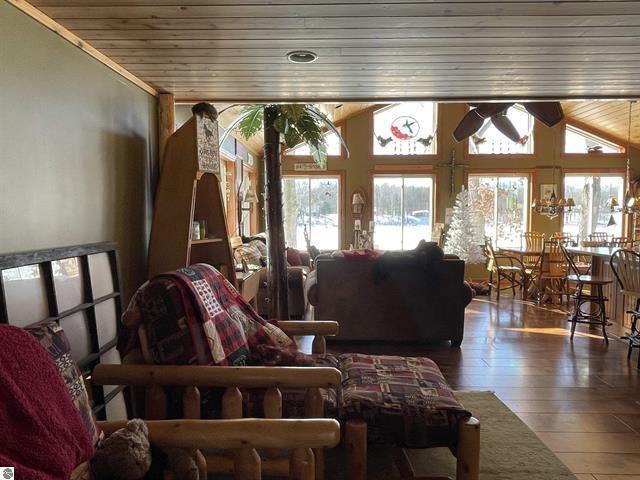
327 295 640 479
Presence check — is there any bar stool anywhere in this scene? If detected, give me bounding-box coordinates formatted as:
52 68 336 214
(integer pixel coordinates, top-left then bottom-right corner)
610 249 640 367
560 244 613 342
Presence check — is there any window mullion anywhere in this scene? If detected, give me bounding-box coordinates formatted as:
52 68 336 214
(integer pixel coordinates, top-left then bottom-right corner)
401 176 405 250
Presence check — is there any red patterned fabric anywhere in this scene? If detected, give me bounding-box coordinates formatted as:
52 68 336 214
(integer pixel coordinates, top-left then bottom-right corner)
129 263 301 367
338 353 470 449
341 249 380 261
0 326 94 479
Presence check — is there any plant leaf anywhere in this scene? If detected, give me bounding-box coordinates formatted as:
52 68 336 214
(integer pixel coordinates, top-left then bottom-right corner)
280 104 306 122
237 104 264 140
218 107 258 148
309 140 327 168
283 125 302 149
274 114 289 135
305 105 350 159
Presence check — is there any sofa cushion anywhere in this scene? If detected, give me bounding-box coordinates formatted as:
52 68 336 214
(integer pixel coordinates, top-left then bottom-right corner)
338 353 470 449
26 321 101 447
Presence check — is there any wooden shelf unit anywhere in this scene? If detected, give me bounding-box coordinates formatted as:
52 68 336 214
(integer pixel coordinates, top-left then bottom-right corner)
147 104 236 286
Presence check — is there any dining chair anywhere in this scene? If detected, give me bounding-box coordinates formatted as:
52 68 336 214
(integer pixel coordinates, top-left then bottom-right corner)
484 237 525 301
550 232 576 246
610 237 634 248
586 232 610 247
536 240 570 305
610 249 640 366
561 244 613 342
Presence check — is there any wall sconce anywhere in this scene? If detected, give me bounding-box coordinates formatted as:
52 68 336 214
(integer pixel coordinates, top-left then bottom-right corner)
351 188 366 217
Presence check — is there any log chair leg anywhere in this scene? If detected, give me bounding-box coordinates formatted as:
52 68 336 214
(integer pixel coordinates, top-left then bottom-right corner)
456 417 480 480
345 419 367 480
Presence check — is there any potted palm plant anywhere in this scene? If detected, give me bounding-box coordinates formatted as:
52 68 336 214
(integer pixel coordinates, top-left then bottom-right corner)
220 104 348 319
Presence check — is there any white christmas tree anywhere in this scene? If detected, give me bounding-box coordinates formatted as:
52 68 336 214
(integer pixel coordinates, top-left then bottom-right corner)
444 187 485 263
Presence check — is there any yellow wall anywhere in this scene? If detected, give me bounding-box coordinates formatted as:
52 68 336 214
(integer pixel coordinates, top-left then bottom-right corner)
0 3 158 301
282 103 640 278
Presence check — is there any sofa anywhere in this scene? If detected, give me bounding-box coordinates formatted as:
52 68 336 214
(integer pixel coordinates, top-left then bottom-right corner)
310 248 473 345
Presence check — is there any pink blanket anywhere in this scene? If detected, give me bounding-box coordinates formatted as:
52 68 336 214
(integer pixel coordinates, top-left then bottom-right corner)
0 325 94 479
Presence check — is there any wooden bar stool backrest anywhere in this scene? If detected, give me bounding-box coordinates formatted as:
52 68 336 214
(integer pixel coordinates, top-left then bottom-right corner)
587 232 610 246
522 232 544 267
550 232 574 246
540 241 567 278
560 244 584 282
523 232 545 250
484 237 497 272
610 249 640 298
610 237 634 248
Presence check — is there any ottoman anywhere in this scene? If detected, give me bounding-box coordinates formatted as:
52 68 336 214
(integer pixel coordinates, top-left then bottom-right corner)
338 353 480 480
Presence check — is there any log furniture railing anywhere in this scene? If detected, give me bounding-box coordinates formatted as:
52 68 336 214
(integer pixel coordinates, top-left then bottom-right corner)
0 242 341 479
92 363 342 479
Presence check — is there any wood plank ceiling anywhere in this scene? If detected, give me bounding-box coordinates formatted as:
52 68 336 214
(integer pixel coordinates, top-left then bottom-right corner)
25 0 640 102
562 100 640 147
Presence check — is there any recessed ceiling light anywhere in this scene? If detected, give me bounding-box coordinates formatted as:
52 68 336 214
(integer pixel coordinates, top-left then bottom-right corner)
287 50 318 64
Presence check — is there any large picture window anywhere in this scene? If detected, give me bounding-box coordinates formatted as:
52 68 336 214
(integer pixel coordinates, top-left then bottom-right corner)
468 104 534 155
562 173 625 239
283 175 340 250
373 174 434 250
373 103 437 156
467 174 530 248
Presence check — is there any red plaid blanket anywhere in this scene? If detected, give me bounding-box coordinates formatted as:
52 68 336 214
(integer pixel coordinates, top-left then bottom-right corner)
125 264 309 367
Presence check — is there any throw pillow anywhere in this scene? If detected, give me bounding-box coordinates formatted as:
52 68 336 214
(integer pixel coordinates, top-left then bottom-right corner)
248 239 267 258
26 321 101 447
234 244 263 268
286 247 303 266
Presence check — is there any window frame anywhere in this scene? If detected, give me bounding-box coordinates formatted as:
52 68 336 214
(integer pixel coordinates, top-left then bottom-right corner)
282 122 346 162
239 164 259 236
561 122 626 158
281 170 346 250
370 166 438 251
462 104 537 159
464 169 534 248
369 103 440 160
560 168 627 237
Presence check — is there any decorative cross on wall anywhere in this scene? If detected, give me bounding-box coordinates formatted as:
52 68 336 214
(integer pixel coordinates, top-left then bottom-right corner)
438 149 469 195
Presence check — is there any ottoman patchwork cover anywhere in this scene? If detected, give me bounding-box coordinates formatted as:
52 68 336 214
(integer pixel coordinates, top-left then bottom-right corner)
338 353 470 449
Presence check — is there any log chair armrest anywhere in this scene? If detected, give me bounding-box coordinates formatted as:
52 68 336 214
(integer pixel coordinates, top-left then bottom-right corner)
95 418 341 450
275 320 339 337
92 364 342 389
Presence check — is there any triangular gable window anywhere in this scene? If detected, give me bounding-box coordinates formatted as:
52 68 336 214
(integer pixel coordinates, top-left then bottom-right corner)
565 125 624 154
285 129 341 157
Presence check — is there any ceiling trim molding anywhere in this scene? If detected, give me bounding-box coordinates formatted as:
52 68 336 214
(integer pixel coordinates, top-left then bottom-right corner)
8 0 157 97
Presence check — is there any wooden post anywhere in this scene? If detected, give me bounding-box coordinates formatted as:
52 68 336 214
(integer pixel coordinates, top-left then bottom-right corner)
304 388 325 480
182 387 207 480
345 419 367 480
158 93 175 172
263 106 289 319
456 417 480 480
289 448 315 480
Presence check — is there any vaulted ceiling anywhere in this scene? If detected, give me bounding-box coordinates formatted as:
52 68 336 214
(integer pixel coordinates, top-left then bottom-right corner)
24 0 640 102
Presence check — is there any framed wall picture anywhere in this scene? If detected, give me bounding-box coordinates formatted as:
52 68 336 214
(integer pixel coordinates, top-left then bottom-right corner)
540 183 557 201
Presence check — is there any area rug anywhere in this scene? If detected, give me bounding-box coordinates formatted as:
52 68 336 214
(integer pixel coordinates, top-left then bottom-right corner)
325 391 577 480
